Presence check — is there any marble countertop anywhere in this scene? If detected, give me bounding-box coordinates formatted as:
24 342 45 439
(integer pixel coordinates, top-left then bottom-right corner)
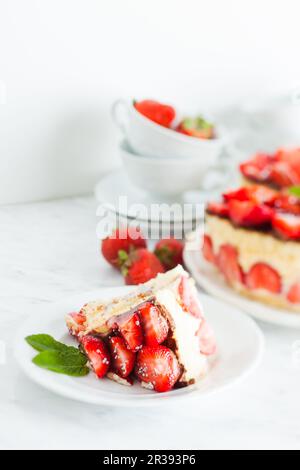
1 196 300 450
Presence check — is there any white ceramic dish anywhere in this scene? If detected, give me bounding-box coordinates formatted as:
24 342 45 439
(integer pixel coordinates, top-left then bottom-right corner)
120 140 232 196
14 286 264 407
184 232 300 329
112 99 229 160
94 170 225 240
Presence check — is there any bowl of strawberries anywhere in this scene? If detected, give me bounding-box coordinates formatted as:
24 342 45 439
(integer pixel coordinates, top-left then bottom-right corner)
112 98 228 161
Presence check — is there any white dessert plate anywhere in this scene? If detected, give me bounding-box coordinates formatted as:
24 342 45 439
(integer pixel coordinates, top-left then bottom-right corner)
184 232 300 329
14 286 264 407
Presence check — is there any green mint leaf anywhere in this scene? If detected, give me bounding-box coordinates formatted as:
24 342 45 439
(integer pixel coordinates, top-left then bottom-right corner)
25 334 78 354
32 350 89 377
289 186 300 198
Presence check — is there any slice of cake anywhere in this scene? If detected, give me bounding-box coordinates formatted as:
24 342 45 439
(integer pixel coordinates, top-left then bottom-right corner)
66 266 216 393
240 148 300 189
203 185 300 311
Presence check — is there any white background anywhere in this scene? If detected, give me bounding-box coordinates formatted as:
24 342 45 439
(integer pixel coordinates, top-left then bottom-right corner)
0 0 300 204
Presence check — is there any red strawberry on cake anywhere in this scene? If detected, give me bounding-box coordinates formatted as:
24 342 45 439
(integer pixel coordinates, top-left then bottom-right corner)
65 266 216 392
240 148 300 189
203 185 300 311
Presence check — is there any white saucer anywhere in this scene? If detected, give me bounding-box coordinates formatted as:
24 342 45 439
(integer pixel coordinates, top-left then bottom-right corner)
95 169 221 224
184 232 300 329
14 286 264 407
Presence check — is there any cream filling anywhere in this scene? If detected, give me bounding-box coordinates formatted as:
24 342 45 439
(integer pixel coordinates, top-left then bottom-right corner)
206 215 300 291
156 288 208 383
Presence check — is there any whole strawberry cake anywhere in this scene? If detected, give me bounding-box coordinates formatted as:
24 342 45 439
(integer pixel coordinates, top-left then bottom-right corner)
66 266 216 393
203 185 300 311
240 148 300 189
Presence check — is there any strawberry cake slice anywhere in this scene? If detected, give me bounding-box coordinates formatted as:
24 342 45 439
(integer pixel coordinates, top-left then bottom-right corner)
240 148 300 189
203 185 300 312
66 266 216 393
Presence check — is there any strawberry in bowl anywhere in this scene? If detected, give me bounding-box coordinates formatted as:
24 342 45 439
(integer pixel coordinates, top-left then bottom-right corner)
203 185 300 312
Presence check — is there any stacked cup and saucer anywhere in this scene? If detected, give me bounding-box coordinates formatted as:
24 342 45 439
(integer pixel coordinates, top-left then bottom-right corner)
95 99 236 240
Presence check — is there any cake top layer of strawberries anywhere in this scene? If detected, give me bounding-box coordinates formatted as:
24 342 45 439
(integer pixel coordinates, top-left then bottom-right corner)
240 148 300 188
206 185 300 241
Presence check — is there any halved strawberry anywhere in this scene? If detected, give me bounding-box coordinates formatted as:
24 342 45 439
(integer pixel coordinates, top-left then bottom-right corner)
239 153 273 182
245 263 281 293
108 336 135 378
287 283 300 304
228 200 273 227
117 312 143 352
202 234 215 264
223 186 277 205
272 213 300 240
217 244 244 285
271 161 300 187
135 345 181 393
206 202 229 218
178 276 203 318
274 194 300 215
80 335 110 378
137 302 169 347
197 319 217 356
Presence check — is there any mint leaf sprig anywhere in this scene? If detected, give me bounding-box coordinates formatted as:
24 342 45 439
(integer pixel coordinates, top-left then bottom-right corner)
25 334 89 377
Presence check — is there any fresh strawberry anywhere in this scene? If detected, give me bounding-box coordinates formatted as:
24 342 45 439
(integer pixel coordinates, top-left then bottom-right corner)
223 187 251 202
272 213 300 240
197 320 217 356
120 248 165 285
245 263 281 293
134 100 175 127
274 193 300 215
217 244 244 285
206 202 229 217
135 345 181 392
275 148 300 182
202 234 215 264
178 276 203 318
287 283 300 304
271 161 300 187
137 302 169 346
80 335 110 378
239 153 274 182
176 117 214 139
101 227 146 268
116 313 143 352
228 200 273 227
108 336 135 378
223 186 277 205
154 238 184 270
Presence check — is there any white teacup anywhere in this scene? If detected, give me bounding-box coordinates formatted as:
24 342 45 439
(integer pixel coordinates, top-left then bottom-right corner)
112 99 229 160
120 140 232 197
